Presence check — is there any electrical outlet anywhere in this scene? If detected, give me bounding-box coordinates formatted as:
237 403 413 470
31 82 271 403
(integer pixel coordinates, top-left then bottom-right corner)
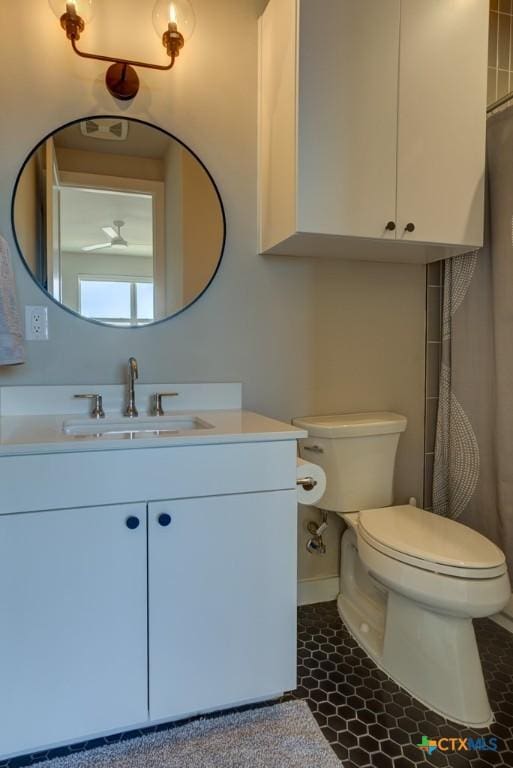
25 306 49 341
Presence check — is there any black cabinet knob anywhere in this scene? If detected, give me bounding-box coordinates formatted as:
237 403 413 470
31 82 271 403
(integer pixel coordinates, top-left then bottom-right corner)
404 222 415 233
158 513 172 527
385 221 396 231
126 516 140 530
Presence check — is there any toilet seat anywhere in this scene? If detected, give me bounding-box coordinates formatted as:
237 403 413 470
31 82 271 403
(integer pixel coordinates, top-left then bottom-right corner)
358 505 507 580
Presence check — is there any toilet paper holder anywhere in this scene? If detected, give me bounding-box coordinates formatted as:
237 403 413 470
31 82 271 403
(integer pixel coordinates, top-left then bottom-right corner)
297 476 318 492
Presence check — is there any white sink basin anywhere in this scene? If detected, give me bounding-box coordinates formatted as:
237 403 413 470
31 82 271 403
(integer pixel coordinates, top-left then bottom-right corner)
63 416 214 438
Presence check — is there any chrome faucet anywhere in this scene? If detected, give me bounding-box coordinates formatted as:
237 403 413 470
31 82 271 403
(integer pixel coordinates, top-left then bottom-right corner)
125 357 139 418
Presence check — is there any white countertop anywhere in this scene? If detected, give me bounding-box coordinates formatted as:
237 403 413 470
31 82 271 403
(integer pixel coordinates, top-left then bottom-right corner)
0 410 307 457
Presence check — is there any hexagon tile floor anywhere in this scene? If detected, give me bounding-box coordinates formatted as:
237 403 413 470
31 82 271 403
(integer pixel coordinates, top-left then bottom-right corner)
2 601 512 768
289 601 513 768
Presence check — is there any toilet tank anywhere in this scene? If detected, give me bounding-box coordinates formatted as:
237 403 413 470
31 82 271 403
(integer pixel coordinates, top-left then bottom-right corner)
293 412 407 513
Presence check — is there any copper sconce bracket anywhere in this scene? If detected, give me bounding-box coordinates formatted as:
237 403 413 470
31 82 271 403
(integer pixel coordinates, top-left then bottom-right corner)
59 9 184 101
105 63 141 102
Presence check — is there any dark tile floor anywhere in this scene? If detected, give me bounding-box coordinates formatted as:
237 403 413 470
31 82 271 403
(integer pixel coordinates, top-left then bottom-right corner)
2 601 512 768
290 602 513 768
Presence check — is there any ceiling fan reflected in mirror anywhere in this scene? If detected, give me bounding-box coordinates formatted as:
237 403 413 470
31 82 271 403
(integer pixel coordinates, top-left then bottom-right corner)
82 220 129 252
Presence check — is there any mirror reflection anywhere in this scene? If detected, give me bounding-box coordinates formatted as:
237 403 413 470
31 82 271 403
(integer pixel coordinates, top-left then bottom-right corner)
13 117 225 327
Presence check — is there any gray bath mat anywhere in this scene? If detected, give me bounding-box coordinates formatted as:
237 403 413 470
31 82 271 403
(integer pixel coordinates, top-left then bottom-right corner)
42 701 340 768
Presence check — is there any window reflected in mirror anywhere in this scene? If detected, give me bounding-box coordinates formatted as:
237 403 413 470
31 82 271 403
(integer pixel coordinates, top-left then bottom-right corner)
13 117 225 327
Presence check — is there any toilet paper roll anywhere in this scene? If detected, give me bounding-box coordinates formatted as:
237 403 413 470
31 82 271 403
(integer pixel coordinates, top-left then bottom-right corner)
296 457 327 506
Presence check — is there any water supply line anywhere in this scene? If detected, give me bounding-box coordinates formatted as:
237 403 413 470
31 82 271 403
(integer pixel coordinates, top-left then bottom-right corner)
306 510 329 555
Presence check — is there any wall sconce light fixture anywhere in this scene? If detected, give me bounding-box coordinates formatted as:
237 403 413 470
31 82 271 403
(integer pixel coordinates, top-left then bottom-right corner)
49 0 195 101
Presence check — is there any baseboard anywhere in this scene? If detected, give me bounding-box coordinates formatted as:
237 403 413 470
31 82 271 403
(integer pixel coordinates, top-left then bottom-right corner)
491 593 513 634
298 576 339 606
491 612 513 634
503 593 513 619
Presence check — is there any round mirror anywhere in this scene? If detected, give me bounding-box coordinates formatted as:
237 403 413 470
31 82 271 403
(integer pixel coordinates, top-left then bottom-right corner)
12 116 226 327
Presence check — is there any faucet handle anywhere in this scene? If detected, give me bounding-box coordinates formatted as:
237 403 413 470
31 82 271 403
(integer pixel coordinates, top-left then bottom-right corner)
74 393 105 419
153 392 179 417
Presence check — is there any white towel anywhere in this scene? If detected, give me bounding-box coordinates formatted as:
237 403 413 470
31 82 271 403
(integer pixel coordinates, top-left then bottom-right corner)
0 235 25 366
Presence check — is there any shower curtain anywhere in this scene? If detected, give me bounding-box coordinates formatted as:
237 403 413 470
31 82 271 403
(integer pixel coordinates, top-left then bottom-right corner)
433 106 513 581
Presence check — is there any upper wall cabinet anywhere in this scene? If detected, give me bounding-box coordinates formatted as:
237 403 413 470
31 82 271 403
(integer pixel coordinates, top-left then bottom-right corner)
258 0 489 264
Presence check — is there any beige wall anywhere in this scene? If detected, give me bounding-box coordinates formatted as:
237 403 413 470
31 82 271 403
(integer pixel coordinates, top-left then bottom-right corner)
56 147 164 181
13 150 40 273
182 150 224 304
163 140 184 314
0 0 426 584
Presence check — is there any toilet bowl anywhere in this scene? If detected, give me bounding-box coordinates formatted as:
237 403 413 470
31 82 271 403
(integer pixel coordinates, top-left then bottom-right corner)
293 412 511 727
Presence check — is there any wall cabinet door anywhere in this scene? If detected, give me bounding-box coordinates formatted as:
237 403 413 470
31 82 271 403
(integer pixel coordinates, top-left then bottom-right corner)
297 0 401 240
148 491 297 721
396 0 488 247
0 504 148 758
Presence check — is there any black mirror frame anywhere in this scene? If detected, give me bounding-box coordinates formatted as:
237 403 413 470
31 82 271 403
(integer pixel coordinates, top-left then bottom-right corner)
11 114 227 330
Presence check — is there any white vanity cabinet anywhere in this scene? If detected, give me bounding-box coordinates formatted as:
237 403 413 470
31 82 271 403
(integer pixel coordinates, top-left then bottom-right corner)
259 0 489 264
0 504 149 757
0 430 300 760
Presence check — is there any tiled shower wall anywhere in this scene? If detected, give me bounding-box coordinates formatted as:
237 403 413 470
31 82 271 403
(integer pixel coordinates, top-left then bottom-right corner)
423 263 442 511
488 0 513 105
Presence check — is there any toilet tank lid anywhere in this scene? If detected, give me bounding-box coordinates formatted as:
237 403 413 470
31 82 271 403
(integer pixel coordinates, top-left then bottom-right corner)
292 412 407 438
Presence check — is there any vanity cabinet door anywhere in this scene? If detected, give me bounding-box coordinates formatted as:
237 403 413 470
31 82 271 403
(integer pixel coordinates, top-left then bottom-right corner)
396 0 488 247
0 504 148 758
148 491 297 721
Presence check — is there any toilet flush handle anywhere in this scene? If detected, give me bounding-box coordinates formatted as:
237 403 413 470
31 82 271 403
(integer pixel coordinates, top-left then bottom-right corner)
303 445 324 454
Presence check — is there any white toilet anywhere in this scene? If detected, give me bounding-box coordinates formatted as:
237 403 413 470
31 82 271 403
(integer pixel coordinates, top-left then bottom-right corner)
293 411 511 728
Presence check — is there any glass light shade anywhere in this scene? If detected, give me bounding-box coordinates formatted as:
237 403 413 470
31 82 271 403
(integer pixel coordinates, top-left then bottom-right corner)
152 0 195 41
48 0 95 23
